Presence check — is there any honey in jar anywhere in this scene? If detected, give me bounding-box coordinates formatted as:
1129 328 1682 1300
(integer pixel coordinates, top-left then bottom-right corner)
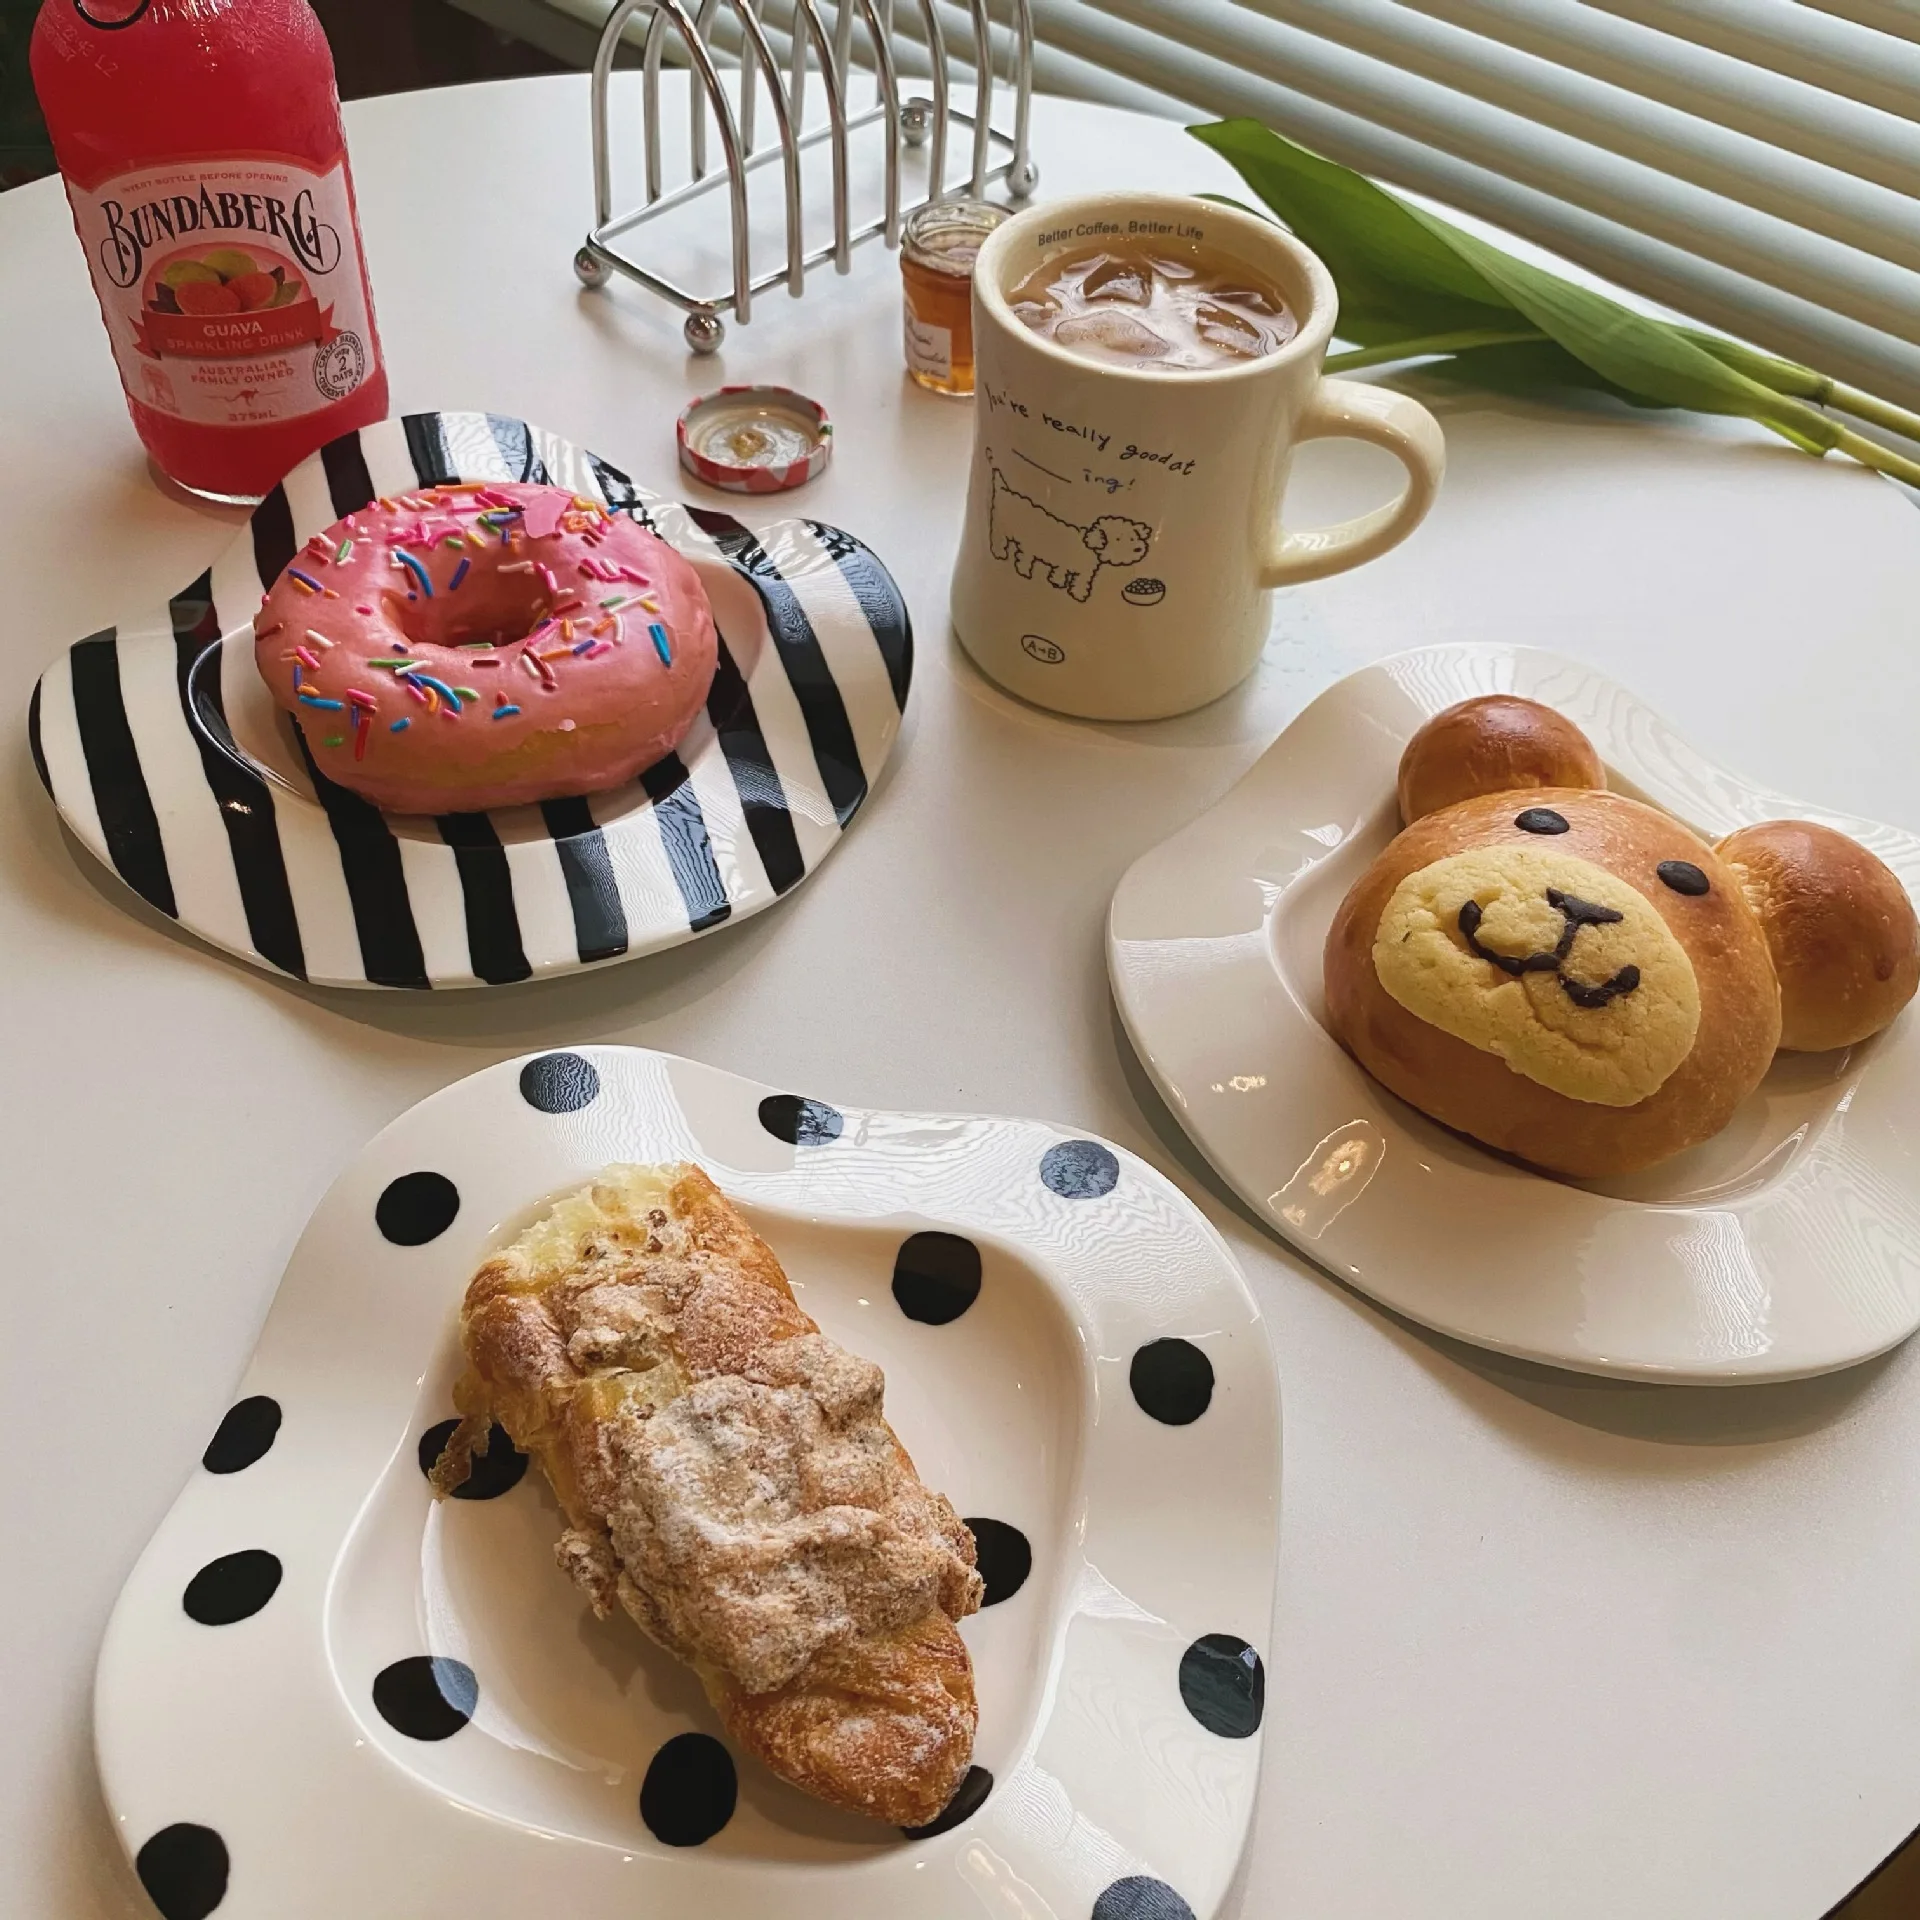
901 197 1008 397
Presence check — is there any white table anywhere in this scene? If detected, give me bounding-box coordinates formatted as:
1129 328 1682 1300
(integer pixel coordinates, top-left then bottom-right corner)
7 77 1920 1920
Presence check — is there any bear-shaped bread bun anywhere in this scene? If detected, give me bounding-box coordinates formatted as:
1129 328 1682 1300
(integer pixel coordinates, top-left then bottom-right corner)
1397 693 1605 824
1325 697 1920 1178
1718 821 1920 1053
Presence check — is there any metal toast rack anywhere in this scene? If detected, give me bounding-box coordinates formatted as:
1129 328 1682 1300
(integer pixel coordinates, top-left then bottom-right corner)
573 0 1038 350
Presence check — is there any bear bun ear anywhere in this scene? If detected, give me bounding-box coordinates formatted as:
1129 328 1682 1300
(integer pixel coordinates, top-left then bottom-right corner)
1397 694 1606 825
1717 820 1920 1051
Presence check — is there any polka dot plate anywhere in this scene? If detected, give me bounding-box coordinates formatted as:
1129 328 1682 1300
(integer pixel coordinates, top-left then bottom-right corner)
1109 643 1920 1384
28 411 910 989
95 1046 1278 1920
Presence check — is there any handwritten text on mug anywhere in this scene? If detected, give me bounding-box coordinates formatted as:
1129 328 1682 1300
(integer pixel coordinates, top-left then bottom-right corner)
982 380 1198 477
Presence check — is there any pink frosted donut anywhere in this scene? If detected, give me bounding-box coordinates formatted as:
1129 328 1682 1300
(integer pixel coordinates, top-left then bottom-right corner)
252 481 719 814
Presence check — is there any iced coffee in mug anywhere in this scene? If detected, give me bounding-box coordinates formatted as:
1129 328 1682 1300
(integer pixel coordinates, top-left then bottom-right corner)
950 193 1446 720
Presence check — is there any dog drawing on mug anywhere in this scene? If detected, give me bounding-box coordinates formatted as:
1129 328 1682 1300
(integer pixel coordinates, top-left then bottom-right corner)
988 466 1152 603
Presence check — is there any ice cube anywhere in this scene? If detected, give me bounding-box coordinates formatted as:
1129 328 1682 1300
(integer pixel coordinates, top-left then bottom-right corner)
1147 255 1199 281
1055 310 1171 358
1194 302 1266 356
1081 255 1150 304
1210 285 1282 316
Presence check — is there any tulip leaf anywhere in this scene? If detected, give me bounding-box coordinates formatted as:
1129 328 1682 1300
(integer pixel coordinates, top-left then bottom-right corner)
1434 339 1655 408
1192 120 1516 344
1188 118 1896 471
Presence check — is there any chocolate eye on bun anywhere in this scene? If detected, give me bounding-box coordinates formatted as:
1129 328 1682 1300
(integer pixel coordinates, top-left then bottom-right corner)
1326 694 1920 1176
1397 694 1607 824
1717 820 1920 1052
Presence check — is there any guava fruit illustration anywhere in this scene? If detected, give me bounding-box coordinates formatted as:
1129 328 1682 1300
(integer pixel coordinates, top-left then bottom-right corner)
160 259 221 291
229 270 279 311
269 277 306 307
201 247 258 282
178 279 242 315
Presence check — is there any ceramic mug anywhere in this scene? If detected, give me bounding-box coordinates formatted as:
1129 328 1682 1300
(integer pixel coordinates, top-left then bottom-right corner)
950 192 1446 720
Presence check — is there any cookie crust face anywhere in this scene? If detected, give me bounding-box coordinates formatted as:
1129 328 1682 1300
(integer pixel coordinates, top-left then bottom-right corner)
1372 846 1701 1107
1324 789 1781 1178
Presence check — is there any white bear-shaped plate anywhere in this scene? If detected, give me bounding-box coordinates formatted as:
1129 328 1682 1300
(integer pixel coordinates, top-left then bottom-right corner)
1108 644 1920 1384
95 1047 1277 1920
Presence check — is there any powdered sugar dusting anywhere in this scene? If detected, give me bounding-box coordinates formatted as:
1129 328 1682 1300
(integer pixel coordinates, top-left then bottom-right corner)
447 1164 983 1711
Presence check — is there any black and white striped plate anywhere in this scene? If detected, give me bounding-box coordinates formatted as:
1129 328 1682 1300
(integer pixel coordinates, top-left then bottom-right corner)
28 411 911 990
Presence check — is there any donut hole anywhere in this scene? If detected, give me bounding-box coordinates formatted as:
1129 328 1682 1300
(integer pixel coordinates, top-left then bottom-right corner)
386 594 539 652
383 545 561 653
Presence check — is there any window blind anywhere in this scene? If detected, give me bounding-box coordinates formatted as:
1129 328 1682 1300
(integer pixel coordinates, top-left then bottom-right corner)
467 0 1920 411
1004 0 1920 412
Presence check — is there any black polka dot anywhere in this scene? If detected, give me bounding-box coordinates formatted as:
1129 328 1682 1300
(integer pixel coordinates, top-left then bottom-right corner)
1129 1339 1214 1425
757 1094 844 1146
1178 1633 1264 1738
182 1549 282 1626
375 1171 460 1246
965 1518 1032 1606
372 1656 478 1741
1093 1877 1196 1920
892 1232 982 1325
418 1418 529 1499
1514 807 1570 835
201 1395 281 1474
519 1051 600 1113
135 1824 228 1920
640 1731 737 1845
1657 859 1711 896
1040 1139 1119 1199
901 1765 994 1838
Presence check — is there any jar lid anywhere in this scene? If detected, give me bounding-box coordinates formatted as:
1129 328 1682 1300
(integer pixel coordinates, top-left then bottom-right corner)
677 385 832 493
902 196 1010 271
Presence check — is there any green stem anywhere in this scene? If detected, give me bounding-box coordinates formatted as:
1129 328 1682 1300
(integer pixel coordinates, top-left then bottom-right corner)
1324 324 1920 484
1828 381 1920 446
1322 328 1545 372
1680 329 1920 445
1766 394 1920 488
1826 421 1920 489
1677 329 1828 401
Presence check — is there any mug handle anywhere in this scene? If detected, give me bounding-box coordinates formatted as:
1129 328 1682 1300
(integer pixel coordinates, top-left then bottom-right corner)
1260 377 1446 588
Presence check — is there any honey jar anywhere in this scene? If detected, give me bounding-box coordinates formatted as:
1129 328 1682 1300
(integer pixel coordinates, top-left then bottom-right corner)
900 198 1009 397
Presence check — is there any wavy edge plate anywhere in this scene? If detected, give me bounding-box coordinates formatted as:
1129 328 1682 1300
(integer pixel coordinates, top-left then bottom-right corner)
1109 643 1920 1383
94 1045 1278 1920
29 411 911 989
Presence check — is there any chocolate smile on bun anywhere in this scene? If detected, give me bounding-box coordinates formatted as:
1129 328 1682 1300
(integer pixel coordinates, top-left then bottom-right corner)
1371 841 1703 1108
1325 696 1918 1178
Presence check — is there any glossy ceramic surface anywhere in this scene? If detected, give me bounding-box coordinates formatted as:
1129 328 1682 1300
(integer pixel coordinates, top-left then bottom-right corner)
950 193 1443 720
29 412 909 989
1109 644 1920 1383
95 1047 1277 1920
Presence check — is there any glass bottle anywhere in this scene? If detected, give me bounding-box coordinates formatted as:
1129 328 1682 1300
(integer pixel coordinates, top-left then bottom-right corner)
31 0 389 504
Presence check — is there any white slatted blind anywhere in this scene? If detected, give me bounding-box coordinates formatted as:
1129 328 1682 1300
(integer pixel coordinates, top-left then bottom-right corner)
473 0 1920 411
1003 0 1920 412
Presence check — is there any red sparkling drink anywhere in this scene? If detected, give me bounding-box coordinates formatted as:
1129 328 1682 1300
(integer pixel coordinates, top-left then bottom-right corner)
31 0 389 503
